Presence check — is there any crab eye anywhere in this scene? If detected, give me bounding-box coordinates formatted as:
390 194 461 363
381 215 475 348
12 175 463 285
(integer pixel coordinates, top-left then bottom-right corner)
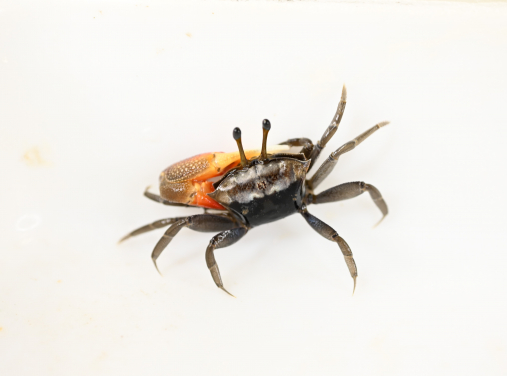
260 119 271 160
262 119 271 131
233 127 242 140
232 127 248 167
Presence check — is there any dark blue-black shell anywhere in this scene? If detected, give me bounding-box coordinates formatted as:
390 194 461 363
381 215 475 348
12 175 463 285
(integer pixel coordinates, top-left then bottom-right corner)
208 158 310 227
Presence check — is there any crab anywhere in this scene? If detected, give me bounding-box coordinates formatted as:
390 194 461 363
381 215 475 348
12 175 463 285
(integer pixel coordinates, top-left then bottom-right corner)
120 86 389 296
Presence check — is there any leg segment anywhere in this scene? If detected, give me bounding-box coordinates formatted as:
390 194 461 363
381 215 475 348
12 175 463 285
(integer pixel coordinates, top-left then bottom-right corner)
151 214 237 274
300 207 357 293
119 216 187 243
278 138 314 159
307 85 347 171
310 181 388 223
309 121 389 190
205 227 248 296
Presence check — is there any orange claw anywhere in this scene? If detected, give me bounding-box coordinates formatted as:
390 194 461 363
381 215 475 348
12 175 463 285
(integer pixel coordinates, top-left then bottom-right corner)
158 150 262 209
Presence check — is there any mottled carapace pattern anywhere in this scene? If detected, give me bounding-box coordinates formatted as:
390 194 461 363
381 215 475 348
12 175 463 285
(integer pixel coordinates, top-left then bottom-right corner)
159 150 262 210
209 159 310 227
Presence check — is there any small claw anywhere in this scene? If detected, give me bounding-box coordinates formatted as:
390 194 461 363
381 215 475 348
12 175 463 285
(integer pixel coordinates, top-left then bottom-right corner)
352 276 357 296
219 286 236 298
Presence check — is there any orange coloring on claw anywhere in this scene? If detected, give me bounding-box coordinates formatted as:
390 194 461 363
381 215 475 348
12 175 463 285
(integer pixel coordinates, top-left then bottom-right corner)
159 150 261 209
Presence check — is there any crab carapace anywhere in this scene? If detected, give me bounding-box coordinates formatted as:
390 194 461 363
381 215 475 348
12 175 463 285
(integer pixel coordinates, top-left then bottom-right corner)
120 86 389 296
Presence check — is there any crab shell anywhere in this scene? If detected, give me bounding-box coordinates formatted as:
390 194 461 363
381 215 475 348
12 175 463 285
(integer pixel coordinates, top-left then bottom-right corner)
208 158 310 227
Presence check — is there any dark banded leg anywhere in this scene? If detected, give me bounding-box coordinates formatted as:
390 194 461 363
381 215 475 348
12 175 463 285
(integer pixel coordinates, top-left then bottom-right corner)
309 121 389 190
119 216 187 243
205 227 248 297
151 214 237 274
279 138 314 159
310 181 388 224
307 85 347 171
300 207 357 293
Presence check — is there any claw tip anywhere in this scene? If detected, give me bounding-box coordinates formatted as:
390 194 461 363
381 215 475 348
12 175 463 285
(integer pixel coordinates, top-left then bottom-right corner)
118 235 129 244
373 215 386 229
153 260 163 276
220 286 236 298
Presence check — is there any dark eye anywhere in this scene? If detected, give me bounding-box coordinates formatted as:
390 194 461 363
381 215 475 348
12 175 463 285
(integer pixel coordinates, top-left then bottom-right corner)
262 119 271 131
233 127 241 140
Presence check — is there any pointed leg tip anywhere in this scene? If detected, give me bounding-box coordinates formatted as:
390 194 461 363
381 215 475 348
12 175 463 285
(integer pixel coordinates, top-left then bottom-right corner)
373 215 387 229
379 121 390 128
153 261 163 276
118 235 129 244
220 286 236 298
352 277 357 296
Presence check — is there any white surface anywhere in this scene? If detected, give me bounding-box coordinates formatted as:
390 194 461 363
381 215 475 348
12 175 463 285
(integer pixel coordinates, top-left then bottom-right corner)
1 1 507 375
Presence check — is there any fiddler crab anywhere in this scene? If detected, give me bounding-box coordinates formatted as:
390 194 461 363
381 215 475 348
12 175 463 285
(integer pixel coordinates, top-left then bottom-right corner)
120 86 389 296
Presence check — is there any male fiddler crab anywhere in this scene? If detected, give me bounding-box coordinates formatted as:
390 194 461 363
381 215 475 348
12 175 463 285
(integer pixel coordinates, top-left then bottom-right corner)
120 86 389 296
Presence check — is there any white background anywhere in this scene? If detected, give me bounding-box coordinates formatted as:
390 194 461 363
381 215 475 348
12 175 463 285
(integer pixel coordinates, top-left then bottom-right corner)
1 1 507 375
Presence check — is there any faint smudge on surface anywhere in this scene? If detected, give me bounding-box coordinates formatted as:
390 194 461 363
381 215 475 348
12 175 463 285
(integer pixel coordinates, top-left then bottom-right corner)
22 146 51 167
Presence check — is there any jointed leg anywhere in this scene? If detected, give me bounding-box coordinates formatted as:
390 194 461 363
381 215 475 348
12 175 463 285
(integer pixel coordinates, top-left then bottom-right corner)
150 214 237 274
119 216 187 243
205 227 248 296
278 138 314 159
307 85 347 171
299 206 357 293
277 85 347 168
309 181 388 224
309 121 389 190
